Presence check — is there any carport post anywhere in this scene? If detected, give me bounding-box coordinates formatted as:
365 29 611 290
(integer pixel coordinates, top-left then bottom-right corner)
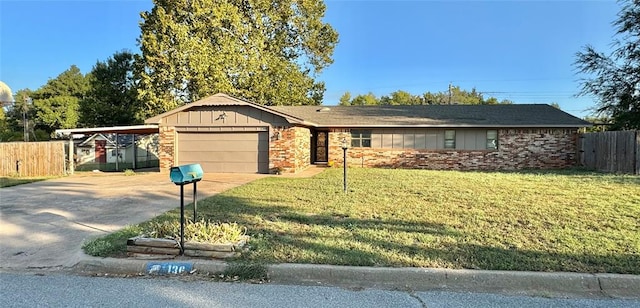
115 133 119 172
68 136 74 175
132 134 136 170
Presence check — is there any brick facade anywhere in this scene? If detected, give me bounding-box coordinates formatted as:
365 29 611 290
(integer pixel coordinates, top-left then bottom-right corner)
327 128 579 171
158 126 175 173
269 126 311 173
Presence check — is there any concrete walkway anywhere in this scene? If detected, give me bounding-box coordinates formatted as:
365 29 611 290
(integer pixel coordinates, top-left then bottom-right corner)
0 172 264 269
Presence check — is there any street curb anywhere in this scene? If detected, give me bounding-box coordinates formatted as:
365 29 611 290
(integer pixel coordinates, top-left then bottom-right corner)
73 256 228 276
73 256 640 299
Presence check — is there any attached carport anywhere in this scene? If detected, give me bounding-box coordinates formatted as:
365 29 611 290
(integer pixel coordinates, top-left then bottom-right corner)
55 125 159 174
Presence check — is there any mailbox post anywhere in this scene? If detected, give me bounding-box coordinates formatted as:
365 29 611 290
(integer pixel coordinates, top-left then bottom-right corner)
169 164 204 255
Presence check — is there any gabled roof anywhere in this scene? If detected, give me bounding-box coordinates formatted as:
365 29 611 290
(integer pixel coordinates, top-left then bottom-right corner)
78 133 116 147
144 93 591 128
270 104 591 128
144 93 308 125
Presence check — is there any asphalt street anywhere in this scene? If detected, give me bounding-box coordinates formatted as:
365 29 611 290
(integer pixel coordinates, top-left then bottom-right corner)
1 272 638 308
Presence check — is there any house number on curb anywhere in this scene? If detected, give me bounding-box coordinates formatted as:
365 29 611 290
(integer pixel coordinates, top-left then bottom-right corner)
146 262 193 275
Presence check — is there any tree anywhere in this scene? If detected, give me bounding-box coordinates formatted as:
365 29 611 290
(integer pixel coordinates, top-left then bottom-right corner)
81 51 140 127
30 65 89 133
3 89 35 141
136 0 339 119
575 0 640 130
339 92 351 106
380 90 422 105
350 92 379 105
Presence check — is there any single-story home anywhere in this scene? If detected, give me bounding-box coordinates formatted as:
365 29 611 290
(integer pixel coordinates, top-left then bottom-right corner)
145 93 591 174
75 133 123 165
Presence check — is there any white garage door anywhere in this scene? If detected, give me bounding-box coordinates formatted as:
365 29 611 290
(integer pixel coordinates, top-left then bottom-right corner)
177 132 269 173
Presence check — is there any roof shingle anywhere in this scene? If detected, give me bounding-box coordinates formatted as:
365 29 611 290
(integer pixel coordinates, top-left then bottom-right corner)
270 104 590 128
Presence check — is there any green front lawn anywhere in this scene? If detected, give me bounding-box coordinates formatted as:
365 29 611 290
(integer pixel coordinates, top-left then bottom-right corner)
90 168 640 274
0 176 52 188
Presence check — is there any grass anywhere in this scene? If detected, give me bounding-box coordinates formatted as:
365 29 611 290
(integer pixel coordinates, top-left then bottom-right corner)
83 225 144 257
0 176 53 188
89 168 640 274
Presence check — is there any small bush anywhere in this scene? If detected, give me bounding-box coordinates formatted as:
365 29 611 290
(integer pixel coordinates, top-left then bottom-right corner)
146 219 246 244
123 169 136 176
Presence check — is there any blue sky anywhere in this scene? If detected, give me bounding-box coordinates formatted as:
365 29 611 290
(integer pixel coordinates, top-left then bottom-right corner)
0 0 621 118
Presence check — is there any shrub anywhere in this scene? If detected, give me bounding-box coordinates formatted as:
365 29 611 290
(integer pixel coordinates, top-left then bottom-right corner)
123 169 135 176
146 219 246 244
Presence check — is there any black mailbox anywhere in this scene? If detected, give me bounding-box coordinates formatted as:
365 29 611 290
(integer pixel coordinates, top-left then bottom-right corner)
170 164 203 185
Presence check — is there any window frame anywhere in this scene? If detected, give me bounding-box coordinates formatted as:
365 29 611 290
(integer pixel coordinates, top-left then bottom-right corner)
444 130 456 149
350 130 372 148
486 130 498 150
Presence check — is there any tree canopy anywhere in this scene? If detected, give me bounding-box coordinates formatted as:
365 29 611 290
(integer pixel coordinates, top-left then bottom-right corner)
80 51 140 127
339 86 514 106
575 0 640 130
136 0 339 119
31 65 89 133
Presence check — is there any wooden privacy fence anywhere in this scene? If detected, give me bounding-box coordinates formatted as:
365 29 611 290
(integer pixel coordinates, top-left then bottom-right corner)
0 141 67 177
579 131 640 175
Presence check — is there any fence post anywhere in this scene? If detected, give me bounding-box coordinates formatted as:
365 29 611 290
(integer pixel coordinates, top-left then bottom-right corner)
68 137 74 175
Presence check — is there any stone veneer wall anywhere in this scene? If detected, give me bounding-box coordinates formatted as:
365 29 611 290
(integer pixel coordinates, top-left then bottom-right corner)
158 126 176 173
269 126 311 173
328 128 579 170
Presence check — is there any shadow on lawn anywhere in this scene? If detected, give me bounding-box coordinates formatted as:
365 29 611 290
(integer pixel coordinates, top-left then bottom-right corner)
187 195 639 274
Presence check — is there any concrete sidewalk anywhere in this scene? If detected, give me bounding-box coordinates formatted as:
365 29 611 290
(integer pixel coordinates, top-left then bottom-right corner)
71 255 640 300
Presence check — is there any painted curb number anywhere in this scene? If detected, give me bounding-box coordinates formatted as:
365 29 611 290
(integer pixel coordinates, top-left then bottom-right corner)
146 262 193 275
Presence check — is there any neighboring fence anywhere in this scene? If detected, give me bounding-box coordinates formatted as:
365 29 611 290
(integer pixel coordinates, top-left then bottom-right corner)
0 141 67 177
579 131 640 175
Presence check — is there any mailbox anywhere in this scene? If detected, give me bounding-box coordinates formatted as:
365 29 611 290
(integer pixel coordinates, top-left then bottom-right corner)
170 164 203 185
169 163 204 255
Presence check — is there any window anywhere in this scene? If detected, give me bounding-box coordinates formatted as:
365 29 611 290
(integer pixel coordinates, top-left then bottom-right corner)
444 130 456 149
486 130 498 150
111 150 117 157
351 130 371 147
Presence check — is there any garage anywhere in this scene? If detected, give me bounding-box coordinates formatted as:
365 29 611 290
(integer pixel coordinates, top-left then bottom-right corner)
177 132 269 173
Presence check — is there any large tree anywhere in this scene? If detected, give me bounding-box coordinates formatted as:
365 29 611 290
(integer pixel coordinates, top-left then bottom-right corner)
136 0 339 119
31 65 89 133
81 51 140 127
575 0 640 130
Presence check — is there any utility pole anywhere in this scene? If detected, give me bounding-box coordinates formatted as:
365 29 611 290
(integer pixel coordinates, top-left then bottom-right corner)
448 83 453 105
23 96 31 142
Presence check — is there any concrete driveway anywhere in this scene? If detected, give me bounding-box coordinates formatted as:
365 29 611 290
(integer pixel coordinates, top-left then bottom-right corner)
0 172 264 270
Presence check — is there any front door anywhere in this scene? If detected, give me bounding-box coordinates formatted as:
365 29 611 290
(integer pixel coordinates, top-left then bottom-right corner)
313 131 328 163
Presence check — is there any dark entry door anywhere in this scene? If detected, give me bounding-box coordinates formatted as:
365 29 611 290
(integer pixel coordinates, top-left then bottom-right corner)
314 131 328 163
